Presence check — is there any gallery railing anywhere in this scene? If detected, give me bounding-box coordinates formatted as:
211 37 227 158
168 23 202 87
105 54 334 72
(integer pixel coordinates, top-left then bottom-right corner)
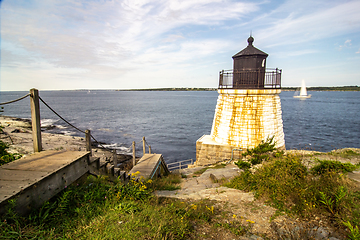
218 68 281 89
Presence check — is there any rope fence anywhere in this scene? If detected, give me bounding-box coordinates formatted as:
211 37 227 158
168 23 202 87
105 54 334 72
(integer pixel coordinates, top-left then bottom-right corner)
1 90 153 158
0 89 194 170
0 93 30 105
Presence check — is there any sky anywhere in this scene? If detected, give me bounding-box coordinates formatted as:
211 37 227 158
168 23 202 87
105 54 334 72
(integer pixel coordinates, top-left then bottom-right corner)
0 0 360 91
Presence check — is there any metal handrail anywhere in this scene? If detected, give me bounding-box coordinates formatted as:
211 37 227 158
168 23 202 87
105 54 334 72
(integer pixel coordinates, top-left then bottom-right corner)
167 159 194 171
219 68 281 89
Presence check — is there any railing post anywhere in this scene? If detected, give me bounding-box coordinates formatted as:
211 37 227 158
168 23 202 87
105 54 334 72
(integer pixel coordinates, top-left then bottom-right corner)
149 145 151 154
113 149 117 167
85 130 91 155
132 141 136 166
30 88 42 152
142 136 146 156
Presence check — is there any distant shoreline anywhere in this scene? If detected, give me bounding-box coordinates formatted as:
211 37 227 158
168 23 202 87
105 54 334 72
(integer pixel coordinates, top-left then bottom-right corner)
1 86 359 92
119 86 360 91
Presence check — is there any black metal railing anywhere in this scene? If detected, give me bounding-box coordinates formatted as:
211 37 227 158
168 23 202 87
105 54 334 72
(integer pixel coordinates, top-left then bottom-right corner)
218 68 281 89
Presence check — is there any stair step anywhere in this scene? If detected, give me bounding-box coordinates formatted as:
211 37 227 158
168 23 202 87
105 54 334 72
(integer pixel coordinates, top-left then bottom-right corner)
88 157 100 168
119 171 127 181
114 167 121 177
106 164 114 175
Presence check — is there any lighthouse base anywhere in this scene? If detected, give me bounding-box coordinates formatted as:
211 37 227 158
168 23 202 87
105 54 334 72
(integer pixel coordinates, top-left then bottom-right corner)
194 135 242 167
195 89 285 166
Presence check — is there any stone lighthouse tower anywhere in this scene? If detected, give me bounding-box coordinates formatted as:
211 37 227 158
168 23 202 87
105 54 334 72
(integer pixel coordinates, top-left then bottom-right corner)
195 36 285 166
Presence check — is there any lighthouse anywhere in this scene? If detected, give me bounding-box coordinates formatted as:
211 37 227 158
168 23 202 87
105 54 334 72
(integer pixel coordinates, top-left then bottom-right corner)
195 36 285 166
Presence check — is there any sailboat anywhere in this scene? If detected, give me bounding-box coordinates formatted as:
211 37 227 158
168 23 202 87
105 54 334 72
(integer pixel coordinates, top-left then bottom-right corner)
294 80 311 99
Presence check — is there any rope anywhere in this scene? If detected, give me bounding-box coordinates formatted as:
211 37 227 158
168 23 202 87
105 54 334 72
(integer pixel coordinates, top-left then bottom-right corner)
0 93 30 105
39 96 86 134
38 95 152 155
0 92 150 156
39 95 113 152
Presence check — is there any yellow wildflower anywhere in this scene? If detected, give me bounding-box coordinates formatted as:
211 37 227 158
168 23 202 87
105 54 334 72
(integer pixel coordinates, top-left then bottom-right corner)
206 206 214 214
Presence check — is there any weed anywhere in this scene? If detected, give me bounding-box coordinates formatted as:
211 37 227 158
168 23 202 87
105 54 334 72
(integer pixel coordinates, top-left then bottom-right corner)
343 221 360 240
311 159 358 175
149 173 182 191
114 201 140 214
235 160 251 170
0 140 21 165
193 164 226 176
193 168 208 176
235 136 276 168
116 171 152 201
329 149 360 159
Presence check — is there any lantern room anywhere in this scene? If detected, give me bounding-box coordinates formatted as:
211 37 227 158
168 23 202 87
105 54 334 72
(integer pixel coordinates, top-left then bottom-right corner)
219 36 281 89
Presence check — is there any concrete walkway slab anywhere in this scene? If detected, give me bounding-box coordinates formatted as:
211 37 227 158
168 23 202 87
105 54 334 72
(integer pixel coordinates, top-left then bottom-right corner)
155 163 254 203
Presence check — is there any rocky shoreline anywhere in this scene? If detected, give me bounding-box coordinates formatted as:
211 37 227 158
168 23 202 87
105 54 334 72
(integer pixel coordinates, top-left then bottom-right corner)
0 116 133 168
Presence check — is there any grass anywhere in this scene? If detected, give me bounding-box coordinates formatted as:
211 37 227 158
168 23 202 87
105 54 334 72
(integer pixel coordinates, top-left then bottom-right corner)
311 159 359 175
0 172 253 239
328 149 360 158
227 144 360 239
0 139 22 166
149 173 182 191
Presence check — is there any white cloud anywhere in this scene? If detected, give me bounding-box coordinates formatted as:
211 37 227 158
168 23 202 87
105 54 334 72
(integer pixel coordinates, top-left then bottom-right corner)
1 0 259 90
1 0 360 90
339 39 352 50
254 1 360 47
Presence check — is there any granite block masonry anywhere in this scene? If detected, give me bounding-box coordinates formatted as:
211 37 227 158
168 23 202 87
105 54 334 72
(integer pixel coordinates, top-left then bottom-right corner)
195 36 285 166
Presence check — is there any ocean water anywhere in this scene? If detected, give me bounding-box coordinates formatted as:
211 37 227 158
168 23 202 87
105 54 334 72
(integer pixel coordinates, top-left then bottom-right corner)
1 90 359 163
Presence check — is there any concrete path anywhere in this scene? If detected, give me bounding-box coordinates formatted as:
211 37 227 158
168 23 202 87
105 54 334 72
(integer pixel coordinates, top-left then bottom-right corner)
155 164 254 203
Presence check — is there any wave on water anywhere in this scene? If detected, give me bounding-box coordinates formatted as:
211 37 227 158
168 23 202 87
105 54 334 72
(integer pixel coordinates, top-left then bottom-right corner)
41 118 59 127
101 143 132 154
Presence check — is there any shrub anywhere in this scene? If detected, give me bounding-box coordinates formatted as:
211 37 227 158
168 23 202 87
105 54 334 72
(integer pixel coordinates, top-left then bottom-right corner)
235 136 276 167
235 160 251 170
149 173 181 191
116 171 152 201
0 140 21 166
311 160 358 175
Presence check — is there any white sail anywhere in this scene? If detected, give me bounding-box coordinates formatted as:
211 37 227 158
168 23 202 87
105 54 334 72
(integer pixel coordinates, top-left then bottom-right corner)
294 79 311 99
300 80 307 96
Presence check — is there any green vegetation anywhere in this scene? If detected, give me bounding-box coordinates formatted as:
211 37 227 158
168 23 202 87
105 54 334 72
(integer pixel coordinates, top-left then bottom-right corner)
311 159 359 175
0 139 21 166
328 149 360 158
235 137 283 169
148 172 182 191
122 86 360 91
228 141 360 239
1 171 253 239
121 87 217 91
282 86 360 91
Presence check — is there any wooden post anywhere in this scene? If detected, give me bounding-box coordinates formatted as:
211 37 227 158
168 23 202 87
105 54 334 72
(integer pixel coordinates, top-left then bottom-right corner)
113 149 117 167
85 130 91 155
142 136 146 156
149 145 151 154
30 88 42 152
132 141 136 166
